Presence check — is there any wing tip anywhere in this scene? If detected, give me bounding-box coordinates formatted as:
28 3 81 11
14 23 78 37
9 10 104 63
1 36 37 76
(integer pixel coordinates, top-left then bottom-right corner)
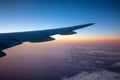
81 23 95 28
86 23 95 26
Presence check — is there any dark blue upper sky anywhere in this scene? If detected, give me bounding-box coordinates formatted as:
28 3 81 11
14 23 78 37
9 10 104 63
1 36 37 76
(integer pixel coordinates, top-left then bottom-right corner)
0 0 120 37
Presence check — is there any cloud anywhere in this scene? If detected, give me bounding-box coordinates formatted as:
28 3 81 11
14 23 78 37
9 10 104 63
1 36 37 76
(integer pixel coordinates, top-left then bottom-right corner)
62 70 120 80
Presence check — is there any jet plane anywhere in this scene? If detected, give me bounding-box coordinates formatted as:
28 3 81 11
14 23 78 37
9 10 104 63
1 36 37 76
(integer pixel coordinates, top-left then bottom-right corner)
0 23 94 57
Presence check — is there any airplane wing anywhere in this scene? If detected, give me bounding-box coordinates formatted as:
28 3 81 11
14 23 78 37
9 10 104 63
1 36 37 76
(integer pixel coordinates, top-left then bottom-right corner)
0 23 94 57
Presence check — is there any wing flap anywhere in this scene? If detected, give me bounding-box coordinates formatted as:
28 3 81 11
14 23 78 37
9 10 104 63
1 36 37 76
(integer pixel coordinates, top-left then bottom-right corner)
0 39 23 50
0 51 6 57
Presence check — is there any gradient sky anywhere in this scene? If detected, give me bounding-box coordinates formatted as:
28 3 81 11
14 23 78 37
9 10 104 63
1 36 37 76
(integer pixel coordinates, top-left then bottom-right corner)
0 0 120 40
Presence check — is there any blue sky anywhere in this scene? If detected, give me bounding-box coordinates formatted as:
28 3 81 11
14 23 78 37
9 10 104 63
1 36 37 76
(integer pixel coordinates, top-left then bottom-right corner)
0 0 120 37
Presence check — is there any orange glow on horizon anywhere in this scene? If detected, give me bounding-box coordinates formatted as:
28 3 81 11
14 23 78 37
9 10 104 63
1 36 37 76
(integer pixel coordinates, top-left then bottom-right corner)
53 35 120 43
23 35 120 44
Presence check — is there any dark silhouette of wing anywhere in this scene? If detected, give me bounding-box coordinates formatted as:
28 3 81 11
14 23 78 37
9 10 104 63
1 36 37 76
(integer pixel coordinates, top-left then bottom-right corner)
0 23 94 57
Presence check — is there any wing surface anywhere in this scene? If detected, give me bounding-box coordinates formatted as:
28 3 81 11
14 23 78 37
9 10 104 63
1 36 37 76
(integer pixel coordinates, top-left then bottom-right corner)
0 23 94 57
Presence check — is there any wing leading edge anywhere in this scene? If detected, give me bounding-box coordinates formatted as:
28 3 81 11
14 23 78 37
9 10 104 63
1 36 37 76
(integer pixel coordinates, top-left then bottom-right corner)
0 23 95 57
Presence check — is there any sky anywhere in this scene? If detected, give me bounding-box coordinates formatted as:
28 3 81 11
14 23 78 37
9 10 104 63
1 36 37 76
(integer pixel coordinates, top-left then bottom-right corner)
0 0 120 41
0 1 120 79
